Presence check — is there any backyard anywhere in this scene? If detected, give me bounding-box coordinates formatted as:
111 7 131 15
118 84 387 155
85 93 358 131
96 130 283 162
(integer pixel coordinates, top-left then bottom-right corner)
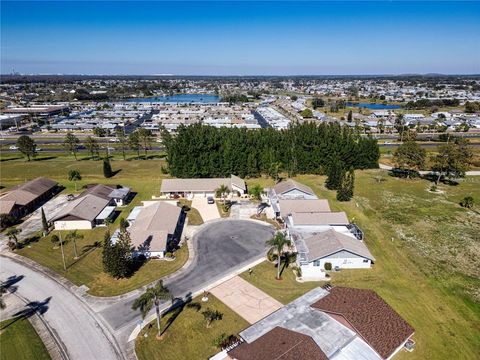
243 171 480 360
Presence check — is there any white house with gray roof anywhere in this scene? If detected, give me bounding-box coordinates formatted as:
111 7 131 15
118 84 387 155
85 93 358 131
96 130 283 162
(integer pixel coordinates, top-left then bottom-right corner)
160 174 246 198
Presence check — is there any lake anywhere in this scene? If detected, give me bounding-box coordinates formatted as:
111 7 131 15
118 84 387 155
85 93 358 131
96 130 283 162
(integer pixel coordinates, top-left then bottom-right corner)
346 102 401 110
126 94 220 103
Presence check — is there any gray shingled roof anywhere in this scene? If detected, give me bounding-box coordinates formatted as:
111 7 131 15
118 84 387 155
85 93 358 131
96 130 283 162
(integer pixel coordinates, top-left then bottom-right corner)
303 229 375 262
160 174 245 193
273 179 315 197
278 199 331 216
130 201 182 252
291 211 349 226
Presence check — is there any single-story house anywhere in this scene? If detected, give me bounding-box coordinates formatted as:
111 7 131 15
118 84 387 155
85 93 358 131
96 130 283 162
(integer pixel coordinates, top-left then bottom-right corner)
52 184 119 230
286 211 349 229
296 229 375 279
0 177 60 219
129 201 183 258
226 286 414 360
272 198 331 219
268 179 318 201
160 174 246 198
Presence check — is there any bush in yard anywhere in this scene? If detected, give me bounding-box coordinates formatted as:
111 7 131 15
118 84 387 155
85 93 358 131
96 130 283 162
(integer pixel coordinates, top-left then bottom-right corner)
103 157 113 178
202 308 223 328
324 262 332 271
51 234 60 248
267 248 278 262
0 214 16 229
460 196 474 209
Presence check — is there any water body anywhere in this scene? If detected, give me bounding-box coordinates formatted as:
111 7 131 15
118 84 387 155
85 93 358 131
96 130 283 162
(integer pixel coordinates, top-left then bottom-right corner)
126 94 220 103
346 102 402 110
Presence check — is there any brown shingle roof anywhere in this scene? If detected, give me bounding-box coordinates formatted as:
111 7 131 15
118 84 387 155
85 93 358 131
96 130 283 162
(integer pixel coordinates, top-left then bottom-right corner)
0 177 57 207
228 327 328 360
311 287 414 359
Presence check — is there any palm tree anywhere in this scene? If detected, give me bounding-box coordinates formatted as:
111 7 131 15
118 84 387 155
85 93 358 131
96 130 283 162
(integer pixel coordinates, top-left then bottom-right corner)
216 184 230 204
6 227 21 250
265 232 292 280
202 308 223 328
65 230 83 259
132 280 171 339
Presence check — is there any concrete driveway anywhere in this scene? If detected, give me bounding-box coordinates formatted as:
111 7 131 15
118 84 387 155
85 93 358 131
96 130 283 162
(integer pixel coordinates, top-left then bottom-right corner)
210 276 282 324
0 194 70 248
191 196 220 222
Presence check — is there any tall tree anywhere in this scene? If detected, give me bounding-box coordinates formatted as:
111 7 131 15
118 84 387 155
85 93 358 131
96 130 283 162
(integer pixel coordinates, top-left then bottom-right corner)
65 230 83 259
393 141 426 176
68 169 81 191
64 132 80 160
103 157 113 178
325 158 344 190
137 128 153 157
265 232 292 280
16 135 36 161
41 207 49 235
337 168 355 201
84 136 100 160
103 228 133 278
129 132 141 159
132 280 171 339
431 138 473 183
116 128 127 160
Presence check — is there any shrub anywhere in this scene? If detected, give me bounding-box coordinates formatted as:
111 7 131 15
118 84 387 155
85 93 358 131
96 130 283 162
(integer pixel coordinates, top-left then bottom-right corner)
460 196 474 209
430 184 437 192
51 234 60 246
324 262 332 271
267 248 278 262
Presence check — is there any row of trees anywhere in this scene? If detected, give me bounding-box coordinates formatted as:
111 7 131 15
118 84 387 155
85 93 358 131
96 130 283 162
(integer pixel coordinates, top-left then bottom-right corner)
63 128 154 160
162 122 380 179
393 137 473 181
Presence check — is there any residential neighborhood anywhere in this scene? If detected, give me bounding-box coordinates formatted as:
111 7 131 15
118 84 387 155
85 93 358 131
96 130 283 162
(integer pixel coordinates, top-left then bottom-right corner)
1 2 479 360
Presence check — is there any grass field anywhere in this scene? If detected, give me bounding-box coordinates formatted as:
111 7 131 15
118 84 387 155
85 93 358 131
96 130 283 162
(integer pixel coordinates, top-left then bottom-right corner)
2 153 479 358
0 317 51 360
135 295 249 360
240 261 321 304
243 172 480 360
1 153 191 297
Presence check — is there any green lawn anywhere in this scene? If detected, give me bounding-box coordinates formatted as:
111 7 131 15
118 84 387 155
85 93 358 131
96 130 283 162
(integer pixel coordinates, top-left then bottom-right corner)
215 200 231 218
0 317 51 360
242 172 479 360
1 154 190 297
16 230 189 297
178 199 204 225
240 261 322 304
135 295 249 360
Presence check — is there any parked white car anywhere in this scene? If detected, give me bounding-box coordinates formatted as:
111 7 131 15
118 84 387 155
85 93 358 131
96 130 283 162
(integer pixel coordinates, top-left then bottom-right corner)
9 145 18 150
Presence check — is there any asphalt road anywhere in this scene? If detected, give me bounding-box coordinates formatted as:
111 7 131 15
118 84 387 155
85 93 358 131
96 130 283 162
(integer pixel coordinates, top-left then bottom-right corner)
99 220 274 332
0 257 123 360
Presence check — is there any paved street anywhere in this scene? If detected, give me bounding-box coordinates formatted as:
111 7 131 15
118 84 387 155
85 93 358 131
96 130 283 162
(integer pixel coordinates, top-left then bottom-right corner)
98 219 274 334
0 257 123 360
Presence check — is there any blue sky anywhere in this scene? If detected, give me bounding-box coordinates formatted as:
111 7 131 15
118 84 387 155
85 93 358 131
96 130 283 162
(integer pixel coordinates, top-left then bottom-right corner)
1 1 479 75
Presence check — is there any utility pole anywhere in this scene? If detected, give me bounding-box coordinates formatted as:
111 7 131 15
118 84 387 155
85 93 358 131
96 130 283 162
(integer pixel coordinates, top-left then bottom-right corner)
59 224 67 271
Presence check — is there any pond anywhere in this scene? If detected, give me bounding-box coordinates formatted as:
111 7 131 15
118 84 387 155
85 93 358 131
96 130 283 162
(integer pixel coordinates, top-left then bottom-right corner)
346 102 401 110
126 94 220 103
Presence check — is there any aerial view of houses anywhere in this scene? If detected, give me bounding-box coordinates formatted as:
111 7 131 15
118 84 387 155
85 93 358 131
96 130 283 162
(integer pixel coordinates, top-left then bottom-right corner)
1 1 479 360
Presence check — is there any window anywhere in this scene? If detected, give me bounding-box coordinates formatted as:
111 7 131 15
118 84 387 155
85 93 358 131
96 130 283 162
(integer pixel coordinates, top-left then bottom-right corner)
363 259 369 263
313 260 321 267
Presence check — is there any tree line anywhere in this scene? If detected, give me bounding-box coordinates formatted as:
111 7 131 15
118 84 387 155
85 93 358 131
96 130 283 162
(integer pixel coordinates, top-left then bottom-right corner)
161 122 380 178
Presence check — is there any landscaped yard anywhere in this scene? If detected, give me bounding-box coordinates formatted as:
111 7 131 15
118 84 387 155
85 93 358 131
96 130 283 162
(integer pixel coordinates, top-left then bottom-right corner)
243 171 480 360
0 317 51 360
1 154 190 297
135 295 249 360
178 199 204 225
240 261 322 304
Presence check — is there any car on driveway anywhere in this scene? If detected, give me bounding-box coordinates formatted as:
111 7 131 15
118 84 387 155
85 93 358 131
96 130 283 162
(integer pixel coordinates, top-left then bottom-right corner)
207 196 215 204
66 194 75 201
